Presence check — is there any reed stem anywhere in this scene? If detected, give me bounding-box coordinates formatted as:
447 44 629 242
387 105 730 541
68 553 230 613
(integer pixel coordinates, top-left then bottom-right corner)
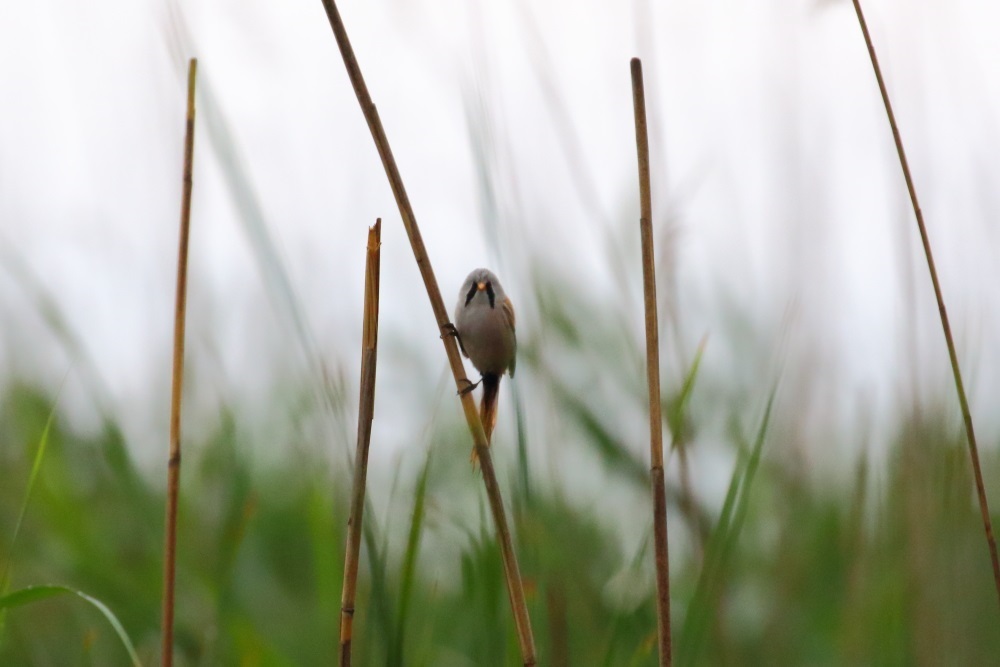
631 57 672 666
161 57 197 667
318 2 537 662
339 220 382 667
850 0 1000 609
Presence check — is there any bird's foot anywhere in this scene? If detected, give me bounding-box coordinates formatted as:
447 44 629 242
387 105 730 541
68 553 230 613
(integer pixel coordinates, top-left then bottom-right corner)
440 322 469 357
457 377 482 396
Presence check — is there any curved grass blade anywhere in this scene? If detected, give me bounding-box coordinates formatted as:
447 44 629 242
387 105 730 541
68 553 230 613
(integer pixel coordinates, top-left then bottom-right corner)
1 398 58 592
0 585 142 667
0 390 62 644
0 245 113 416
361 514 397 664
546 377 647 486
394 448 433 661
665 336 707 444
679 386 777 664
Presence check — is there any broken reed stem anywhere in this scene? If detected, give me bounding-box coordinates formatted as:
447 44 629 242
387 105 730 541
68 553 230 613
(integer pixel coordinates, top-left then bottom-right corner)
317 1 537 663
851 0 1000 608
631 57 672 667
161 57 197 667
339 220 382 667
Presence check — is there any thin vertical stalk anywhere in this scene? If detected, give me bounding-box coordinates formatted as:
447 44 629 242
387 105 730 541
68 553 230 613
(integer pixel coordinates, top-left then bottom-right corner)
162 57 197 667
850 0 1000 608
339 219 382 667
317 1 537 663
631 57 672 666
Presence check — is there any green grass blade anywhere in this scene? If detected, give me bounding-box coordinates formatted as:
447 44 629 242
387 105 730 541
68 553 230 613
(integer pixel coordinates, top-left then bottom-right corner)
679 385 777 664
2 391 61 591
546 377 647 485
361 512 397 665
679 484 735 661
0 585 142 667
511 380 533 506
0 247 113 415
720 389 776 566
394 448 433 661
666 335 707 444
195 72 352 456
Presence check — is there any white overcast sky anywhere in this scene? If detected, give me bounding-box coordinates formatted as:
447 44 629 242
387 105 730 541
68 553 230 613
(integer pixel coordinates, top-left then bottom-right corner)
2 0 1000 475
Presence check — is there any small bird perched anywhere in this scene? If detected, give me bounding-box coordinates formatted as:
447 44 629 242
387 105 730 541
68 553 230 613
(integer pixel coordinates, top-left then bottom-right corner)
452 268 516 455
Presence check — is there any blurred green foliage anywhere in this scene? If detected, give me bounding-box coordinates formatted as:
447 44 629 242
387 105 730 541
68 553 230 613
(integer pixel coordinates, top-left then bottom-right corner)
2 369 999 665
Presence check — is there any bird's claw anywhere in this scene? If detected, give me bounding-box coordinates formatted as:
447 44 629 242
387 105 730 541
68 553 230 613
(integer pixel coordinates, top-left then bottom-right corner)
442 322 470 357
457 377 481 396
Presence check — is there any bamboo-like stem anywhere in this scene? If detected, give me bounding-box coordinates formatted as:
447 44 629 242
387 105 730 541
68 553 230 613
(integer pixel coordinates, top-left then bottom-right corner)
631 58 672 667
317 2 537 663
339 220 382 667
850 0 1000 608
161 57 197 667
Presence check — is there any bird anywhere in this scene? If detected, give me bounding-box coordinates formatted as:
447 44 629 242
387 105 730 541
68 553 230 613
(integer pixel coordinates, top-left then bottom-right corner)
451 268 517 459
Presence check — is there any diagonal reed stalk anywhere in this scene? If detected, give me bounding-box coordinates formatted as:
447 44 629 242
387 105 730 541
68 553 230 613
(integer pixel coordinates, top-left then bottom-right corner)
339 219 382 667
161 57 197 667
317 1 537 663
630 58 672 667
850 0 1000 608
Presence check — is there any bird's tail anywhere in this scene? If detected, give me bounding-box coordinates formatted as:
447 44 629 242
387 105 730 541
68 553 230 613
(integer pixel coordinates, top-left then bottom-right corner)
480 373 501 442
471 373 501 466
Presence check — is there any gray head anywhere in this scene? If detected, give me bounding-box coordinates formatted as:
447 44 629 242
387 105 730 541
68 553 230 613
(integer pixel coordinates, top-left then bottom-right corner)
458 268 506 310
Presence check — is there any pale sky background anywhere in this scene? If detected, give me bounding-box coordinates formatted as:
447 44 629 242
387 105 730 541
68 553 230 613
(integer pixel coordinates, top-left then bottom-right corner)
2 0 1000 503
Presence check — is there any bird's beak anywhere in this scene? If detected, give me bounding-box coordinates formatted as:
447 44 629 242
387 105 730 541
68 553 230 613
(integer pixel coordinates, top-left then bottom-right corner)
476 281 486 291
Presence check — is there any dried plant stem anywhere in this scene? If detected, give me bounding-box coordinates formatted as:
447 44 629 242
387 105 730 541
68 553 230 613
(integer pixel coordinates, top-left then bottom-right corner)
317 2 537 663
851 0 1000 608
631 57 672 667
161 57 197 667
339 220 382 667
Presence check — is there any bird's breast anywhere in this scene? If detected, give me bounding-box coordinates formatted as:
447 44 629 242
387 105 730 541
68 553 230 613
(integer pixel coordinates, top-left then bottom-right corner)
455 304 515 376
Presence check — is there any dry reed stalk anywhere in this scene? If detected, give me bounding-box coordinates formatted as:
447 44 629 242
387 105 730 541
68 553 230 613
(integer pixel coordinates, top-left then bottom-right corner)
850 0 1000 608
339 220 382 667
161 57 197 667
631 57 672 666
317 1 537 663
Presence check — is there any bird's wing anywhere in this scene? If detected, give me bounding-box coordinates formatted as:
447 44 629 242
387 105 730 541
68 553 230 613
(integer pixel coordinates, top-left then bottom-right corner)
502 296 517 378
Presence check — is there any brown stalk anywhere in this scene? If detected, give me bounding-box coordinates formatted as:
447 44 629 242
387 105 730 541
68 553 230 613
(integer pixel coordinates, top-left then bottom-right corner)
851 0 1000 608
161 57 197 667
339 220 382 667
317 1 537 663
631 58 672 666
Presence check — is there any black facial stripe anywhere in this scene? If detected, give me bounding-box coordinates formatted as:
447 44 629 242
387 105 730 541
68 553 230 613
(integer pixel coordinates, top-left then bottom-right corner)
465 283 477 306
485 281 495 308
